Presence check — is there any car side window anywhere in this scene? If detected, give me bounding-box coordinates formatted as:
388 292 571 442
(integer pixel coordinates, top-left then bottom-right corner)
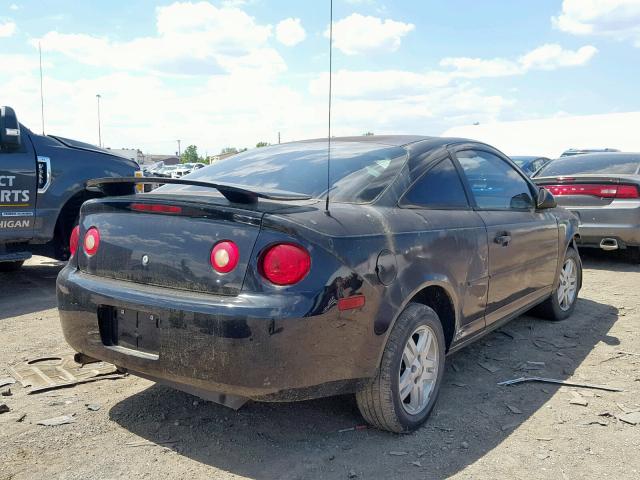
456 150 534 210
402 157 469 209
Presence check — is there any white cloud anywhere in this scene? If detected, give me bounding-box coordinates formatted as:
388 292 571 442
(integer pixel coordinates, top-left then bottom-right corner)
0 21 16 37
439 57 521 78
309 70 452 99
326 13 414 55
9 4 19 11
441 44 597 78
519 44 598 70
276 17 306 46
552 0 640 47
33 2 282 77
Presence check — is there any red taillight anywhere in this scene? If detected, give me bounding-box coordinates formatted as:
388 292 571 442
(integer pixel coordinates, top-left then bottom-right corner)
83 227 100 256
260 243 311 286
616 185 640 198
545 183 639 199
130 203 182 214
210 240 239 273
69 225 80 257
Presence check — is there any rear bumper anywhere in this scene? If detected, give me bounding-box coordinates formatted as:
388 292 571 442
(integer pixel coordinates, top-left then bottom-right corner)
567 203 640 248
576 225 640 249
56 266 377 402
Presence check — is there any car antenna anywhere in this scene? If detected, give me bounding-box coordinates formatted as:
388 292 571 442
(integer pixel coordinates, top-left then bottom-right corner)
325 0 333 213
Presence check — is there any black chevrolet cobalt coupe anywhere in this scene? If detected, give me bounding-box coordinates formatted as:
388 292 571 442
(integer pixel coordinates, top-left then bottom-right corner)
57 136 581 432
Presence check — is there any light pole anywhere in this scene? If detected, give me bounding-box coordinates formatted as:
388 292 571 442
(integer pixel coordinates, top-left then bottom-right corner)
177 139 181 157
96 94 102 147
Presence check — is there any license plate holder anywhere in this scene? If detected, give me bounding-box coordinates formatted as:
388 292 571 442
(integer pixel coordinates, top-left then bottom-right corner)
99 307 160 355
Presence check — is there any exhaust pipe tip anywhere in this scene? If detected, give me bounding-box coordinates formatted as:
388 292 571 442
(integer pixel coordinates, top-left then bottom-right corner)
599 238 619 251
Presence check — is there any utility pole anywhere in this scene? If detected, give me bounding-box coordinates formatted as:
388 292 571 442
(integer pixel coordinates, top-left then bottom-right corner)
278 131 281 144
177 139 181 157
39 42 45 135
96 94 102 147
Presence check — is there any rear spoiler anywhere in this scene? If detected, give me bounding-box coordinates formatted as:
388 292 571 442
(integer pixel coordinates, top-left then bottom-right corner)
86 177 312 204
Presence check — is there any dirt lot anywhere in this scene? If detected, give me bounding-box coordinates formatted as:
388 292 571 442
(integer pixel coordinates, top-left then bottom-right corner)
1 252 639 480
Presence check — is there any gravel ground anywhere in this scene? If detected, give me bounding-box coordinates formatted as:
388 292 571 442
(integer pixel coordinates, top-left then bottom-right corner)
1 252 639 480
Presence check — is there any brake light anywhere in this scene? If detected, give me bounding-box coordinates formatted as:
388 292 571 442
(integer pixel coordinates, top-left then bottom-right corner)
259 243 311 286
69 225 80 257
130 203 182 214
210 240 239 273
616 185 640 198
545 184 639 199
83 227 100 256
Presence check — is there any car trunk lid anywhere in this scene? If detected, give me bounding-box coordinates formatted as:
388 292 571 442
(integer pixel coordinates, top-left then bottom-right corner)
77 197 263 295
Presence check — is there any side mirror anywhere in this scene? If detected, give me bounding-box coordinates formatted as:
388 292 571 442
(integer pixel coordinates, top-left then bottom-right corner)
536 187 557 209
0 106 22 150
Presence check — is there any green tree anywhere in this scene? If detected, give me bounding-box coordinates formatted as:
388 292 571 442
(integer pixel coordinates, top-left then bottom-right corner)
181 145 201 164
220 147 239 155
256 141 269 148
363 131 374 136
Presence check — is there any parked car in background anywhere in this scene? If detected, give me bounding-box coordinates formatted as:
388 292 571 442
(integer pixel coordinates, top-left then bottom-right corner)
185 162 206 171
534 152 640 261
170 163 207 178
142 161 165 176
156 165 178 178
511 156 552 176
561 148 620 157
0 106 140 271
57 136 580 433
170 165 191 178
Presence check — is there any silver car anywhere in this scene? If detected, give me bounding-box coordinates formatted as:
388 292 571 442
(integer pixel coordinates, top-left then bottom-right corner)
534 153 640 261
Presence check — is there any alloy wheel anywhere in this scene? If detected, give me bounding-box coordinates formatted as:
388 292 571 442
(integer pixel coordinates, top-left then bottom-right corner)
557 257 578 311
398 325 439 415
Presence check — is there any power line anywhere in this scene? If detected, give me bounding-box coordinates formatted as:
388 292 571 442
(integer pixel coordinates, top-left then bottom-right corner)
39 42 45 135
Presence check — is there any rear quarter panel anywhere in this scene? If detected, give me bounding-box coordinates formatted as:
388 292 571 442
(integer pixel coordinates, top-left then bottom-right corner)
261 203 488 375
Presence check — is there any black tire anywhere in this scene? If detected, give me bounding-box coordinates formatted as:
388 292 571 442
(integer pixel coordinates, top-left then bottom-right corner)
534 246 581 321
0 260 24 272
356 303 446 433
628 246 640 264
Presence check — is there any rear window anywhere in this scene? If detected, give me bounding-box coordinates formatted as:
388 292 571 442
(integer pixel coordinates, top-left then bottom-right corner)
162 141 408 203
538 154 640 176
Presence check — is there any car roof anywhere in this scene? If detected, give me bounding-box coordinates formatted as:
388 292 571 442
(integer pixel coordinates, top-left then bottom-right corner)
286 136 499 156
557 152 640 161
291 135 432 147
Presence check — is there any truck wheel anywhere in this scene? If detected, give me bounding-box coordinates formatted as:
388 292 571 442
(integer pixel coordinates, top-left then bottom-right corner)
356 303 445 433
0 260 24 272
533 247 581 321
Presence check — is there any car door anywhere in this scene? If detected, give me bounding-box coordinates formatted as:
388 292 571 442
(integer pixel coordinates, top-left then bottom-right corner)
0 125 36 242
452 147 558 326
399 155 489 339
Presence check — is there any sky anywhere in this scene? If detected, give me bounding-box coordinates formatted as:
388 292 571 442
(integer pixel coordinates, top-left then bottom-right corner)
1 0 639 155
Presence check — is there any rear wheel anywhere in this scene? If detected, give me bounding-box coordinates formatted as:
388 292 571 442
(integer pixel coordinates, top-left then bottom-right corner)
0 260 24 272
534 247 581 321
356 303 445 433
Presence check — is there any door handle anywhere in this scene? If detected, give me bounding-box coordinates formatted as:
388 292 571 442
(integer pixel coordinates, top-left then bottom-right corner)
494 233 511 246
